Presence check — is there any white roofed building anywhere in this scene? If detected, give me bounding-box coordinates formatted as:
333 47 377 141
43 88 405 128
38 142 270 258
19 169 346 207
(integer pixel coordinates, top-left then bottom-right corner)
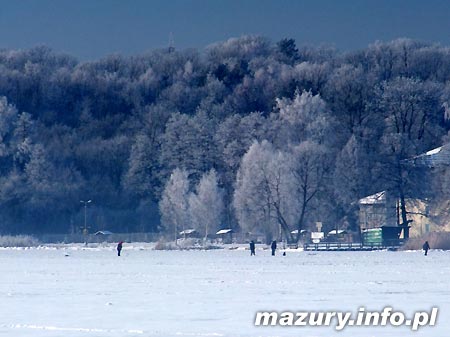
358 191 397 230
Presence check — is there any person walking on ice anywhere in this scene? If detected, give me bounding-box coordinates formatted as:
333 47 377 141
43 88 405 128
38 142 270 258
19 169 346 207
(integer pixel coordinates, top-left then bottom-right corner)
423 241 430 256
117 241 123 256
249 240 256 256
271 240 277 256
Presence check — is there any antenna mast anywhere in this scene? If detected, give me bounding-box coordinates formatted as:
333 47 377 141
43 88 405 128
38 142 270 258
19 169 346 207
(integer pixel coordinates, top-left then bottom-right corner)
168 32 175 53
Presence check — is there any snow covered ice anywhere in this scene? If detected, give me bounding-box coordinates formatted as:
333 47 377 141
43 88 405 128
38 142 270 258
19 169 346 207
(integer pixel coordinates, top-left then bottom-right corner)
0 246 449 337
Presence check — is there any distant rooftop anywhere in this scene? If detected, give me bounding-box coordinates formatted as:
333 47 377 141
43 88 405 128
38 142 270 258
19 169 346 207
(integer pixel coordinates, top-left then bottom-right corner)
179 229 197 235
216 229 233 235
359 191 386 205
94 230 113 235
408 144 450 167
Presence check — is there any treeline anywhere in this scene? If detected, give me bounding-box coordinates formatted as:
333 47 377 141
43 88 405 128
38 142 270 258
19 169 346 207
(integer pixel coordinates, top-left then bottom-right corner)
0 36 449 237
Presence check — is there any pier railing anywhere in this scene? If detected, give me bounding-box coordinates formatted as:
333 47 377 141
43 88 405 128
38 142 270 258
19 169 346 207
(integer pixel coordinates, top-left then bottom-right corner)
303 241 403 251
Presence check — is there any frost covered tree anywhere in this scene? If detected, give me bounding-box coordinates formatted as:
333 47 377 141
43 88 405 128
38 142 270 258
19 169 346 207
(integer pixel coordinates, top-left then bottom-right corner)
276 38 298 64
333 136 378 211
0 97 19 162
273 90 332 146
12 112 36 170
215 112 267 182
379 77 443 147
123 134 158 199
159 168 190 241
376 77 445 233
289 141 331 240
2 39 450 235
292 61 331 94
189 169 224 239
159 110 218 185
22 142 84 230
324 64 376 138
233 140 298 243
234 139 331 243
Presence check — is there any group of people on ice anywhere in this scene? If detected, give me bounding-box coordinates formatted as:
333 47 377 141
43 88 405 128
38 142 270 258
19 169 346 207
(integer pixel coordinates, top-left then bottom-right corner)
114 240 431 256
249 240 285 256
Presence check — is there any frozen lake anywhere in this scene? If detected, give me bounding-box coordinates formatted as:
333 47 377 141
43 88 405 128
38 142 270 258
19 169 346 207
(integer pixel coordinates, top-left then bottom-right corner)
0 246 448 337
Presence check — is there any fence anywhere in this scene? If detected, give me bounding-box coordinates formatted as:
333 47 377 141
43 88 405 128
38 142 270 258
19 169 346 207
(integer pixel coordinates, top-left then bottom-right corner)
38 232 163 244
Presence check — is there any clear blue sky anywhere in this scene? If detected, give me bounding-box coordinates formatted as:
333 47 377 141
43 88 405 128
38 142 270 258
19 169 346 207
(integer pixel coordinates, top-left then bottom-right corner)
0 0 449 60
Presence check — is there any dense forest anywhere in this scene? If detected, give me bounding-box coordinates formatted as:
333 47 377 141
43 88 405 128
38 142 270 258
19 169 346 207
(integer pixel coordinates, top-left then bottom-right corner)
0 36 450 239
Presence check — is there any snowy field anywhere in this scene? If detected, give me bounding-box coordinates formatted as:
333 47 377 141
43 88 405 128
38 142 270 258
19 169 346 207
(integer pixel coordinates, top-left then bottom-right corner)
0 246 449 337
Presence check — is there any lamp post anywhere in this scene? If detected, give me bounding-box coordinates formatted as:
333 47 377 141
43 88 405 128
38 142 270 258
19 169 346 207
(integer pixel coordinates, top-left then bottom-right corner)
80 200 92 244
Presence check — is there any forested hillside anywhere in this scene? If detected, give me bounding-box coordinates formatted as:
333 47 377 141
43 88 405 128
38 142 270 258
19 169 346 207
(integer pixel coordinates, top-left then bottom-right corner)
0 36 449 237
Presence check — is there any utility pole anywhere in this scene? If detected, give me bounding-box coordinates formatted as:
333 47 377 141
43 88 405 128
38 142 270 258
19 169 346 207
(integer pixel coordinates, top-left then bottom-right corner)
80 200 92 245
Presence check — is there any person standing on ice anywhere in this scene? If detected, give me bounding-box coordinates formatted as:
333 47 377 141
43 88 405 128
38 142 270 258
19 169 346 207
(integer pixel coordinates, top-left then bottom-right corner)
271 240 277 256
423 241 430 256
117 241 123 256
249 240 256 256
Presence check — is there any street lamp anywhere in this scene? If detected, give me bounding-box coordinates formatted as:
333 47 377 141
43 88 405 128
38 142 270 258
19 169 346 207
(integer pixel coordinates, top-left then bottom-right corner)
80 200 92 239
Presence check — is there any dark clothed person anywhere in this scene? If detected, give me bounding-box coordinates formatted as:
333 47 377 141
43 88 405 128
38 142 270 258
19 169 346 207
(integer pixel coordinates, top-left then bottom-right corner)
250 241 256 256
423 241 430 256
117 241 123 256
271 240 277 256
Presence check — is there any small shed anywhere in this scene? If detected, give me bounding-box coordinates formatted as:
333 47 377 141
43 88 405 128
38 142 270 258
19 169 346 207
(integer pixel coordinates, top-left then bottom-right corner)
381 226 403 245
290 229 308 242
290 229 308 235
216 229 233 244
327 229 347 235
362 226 402 246
94 230 113 236
179 229 198 238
